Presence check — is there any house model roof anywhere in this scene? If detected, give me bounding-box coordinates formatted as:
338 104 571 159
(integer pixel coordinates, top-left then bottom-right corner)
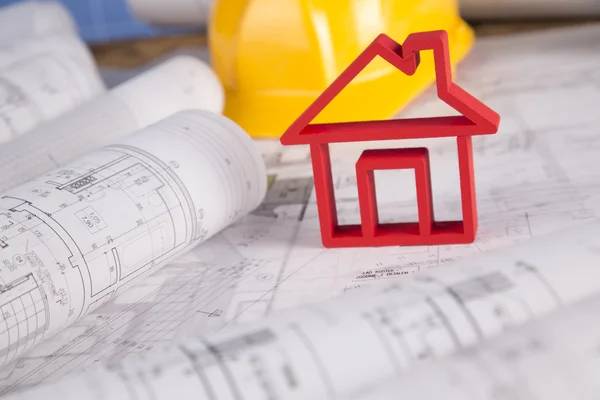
279 30 500 146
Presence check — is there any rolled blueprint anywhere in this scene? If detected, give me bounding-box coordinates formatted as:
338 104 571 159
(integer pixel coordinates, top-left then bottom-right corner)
0 109 266 372
346 291 600 400
0 33 99 75
0 46 105 142
0 31 105 140
5 218 600 400
0 1 77 44
0 55 224 193
127 0 213 26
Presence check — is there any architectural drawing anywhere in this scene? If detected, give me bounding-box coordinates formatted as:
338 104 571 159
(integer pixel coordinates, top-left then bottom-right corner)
5 219 600 400
0 1 76 46
252 175 313 220
0 273 48 366
0 109 266 374
0 55 222 194
349 292 600 400
0 234 269 393
0 49 104 142
1 23 600 399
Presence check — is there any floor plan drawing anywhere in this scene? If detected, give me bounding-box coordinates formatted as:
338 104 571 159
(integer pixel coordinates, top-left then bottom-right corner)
6 219 600 400
0 142 198 320
0 110 267 373
0 273 48 367
0 255 267 394
252 175 313 220
0 52 104 143
0 76 30 139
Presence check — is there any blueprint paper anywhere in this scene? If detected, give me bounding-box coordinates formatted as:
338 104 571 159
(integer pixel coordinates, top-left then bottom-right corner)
0 109 266 375
0 32 105 142
0 22 599 398
346 290 600 400
0 1 77 45
0 55 224 193
240 23 600 310
0 34 98 74
5 219 600 400
0 49 105 143
127 0 213 26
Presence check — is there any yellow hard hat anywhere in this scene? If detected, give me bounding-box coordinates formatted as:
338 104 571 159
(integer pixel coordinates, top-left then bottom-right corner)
208 0 474 139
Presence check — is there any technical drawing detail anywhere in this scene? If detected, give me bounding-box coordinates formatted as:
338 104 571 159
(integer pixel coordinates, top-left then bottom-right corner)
0 110 267 370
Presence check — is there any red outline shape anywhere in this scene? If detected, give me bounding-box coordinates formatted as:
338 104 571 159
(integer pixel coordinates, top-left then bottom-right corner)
356 148 434 239
279 30 500 248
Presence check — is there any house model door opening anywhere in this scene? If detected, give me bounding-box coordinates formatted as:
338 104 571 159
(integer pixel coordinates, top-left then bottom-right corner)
280 30 501 249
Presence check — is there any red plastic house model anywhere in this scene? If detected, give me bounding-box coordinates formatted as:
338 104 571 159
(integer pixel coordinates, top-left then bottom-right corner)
279 30 500 248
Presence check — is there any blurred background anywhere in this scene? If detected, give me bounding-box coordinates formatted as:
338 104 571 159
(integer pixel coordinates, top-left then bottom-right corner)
0 0 210 42
0 0 598 43
2 0 599 138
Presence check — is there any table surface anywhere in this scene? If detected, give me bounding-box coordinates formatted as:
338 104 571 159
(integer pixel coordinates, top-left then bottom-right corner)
88 20 599 69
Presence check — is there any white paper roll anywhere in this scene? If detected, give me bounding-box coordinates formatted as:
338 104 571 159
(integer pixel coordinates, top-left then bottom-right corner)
0 109 266 371
126 0 213 26
0 1 77 44
0 55 225 193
